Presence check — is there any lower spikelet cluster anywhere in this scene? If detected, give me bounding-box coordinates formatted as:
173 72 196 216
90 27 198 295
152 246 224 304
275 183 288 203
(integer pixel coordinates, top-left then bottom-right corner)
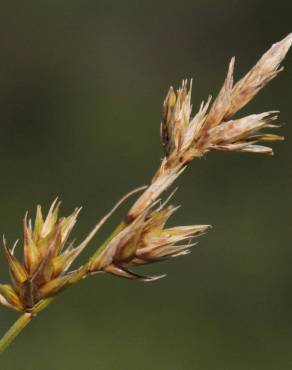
0 198 207 312
0 200 83 311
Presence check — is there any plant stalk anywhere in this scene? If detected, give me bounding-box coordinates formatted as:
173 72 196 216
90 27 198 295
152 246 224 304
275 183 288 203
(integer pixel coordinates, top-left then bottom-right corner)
0 297 54 354
0 313 32 353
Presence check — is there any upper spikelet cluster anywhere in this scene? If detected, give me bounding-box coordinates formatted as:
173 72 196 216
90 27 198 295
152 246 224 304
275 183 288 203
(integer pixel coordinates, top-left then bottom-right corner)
128 33 291 220
161 33 292 163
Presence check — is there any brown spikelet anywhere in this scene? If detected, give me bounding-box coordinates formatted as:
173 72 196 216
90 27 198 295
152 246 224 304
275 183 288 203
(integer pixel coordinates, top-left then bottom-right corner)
201 57 235 132
225 33 292 118
0 284 24 311
90 203 209 280
3 237 28 285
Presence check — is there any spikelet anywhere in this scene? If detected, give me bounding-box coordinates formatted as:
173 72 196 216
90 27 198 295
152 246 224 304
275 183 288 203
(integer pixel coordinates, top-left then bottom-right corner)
89 204 209 281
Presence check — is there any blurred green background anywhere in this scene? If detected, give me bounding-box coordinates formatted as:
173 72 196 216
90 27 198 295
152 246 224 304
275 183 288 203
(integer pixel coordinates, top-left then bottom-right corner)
0 1 291 369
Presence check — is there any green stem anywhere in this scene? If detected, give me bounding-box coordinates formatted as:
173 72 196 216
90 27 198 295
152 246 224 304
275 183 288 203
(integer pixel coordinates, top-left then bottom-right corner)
0 297 54 354
0 313 32 353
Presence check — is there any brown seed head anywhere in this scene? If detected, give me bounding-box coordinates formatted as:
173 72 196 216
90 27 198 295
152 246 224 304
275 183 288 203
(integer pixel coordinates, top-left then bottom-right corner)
0 200 83 311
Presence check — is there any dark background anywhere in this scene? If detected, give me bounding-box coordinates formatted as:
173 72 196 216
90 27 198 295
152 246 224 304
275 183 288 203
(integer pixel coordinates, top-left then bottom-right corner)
0 1 291 369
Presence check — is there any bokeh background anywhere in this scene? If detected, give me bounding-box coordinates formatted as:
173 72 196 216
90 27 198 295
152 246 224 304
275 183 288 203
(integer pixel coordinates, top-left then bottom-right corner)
0 1 291 369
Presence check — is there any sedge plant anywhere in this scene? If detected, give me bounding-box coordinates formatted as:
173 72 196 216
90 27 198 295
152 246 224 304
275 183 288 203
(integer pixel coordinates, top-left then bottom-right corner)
0 33 291 353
